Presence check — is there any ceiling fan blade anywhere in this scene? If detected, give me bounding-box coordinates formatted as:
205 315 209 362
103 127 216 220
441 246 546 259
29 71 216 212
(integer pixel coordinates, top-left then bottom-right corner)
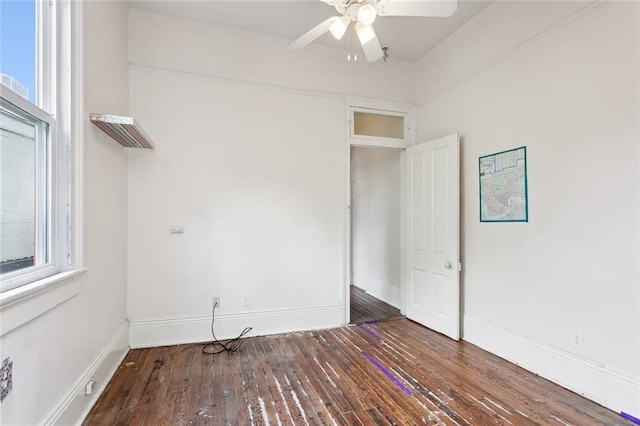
376 0 458 18
287 17 339 50
360 27 384 62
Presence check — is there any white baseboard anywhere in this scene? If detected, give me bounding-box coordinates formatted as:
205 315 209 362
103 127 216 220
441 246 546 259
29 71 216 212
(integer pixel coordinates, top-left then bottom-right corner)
41 321 129 426
463 315 640 418
129 304 344 349
365 285 401 309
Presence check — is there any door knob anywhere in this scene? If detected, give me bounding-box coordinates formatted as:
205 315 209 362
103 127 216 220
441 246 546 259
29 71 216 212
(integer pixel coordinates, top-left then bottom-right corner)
445 261 453 270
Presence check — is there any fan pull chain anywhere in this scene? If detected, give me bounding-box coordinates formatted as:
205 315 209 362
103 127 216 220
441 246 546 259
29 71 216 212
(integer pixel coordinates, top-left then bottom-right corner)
346 23 357 62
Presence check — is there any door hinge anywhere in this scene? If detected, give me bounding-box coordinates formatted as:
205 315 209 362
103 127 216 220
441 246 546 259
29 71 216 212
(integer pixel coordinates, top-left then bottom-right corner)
457 262 462 272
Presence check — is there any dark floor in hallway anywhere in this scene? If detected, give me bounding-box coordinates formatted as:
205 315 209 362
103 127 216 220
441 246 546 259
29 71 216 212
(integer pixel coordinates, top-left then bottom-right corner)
350 285 403 324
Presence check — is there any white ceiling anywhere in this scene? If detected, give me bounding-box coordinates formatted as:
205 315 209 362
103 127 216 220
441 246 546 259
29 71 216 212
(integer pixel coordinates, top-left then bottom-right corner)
129 0 492 62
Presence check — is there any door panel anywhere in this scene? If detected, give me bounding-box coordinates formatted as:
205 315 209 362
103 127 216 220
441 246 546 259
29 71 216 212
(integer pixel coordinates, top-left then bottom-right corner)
405 134 460 340
411 268 425 306
410 151 426 252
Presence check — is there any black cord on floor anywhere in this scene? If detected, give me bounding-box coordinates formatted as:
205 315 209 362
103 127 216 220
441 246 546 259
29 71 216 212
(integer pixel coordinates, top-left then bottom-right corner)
201 301 252 355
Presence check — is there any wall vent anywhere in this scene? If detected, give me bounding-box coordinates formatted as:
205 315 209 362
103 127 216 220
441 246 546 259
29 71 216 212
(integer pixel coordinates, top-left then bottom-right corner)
90 113 154 149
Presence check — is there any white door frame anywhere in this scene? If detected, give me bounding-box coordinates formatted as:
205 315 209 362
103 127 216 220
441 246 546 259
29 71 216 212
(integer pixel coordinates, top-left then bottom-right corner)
344 98 415 324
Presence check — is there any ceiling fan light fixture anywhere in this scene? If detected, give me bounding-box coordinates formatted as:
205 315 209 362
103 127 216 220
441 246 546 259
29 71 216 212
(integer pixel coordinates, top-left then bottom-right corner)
329 15 350 40
355 22 375 45
357 4 377 26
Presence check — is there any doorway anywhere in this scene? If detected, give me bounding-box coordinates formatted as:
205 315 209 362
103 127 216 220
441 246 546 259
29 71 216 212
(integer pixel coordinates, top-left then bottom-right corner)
349 146 403 324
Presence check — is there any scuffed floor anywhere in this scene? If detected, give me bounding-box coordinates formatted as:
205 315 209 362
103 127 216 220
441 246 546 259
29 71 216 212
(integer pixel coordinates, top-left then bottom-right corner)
84 319 626 425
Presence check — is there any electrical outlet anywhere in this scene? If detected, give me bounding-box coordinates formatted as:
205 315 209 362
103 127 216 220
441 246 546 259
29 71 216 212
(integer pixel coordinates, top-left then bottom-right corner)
571 332 584 349
242 294 250 306
213 297 220 309
85 379 96 395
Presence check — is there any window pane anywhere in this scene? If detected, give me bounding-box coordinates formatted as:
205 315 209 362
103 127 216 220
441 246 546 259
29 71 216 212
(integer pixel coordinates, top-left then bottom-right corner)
0 103 48 275
0 0 36 103
353 112 404 139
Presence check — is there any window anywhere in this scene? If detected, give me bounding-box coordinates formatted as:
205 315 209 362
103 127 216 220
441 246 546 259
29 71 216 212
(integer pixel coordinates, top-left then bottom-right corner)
353 111 405 139
348 103 414 149
1 0 70 293
0 1 36 104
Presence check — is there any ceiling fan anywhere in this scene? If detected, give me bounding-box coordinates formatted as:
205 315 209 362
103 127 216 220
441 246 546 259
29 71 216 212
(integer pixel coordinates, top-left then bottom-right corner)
287 0 458 62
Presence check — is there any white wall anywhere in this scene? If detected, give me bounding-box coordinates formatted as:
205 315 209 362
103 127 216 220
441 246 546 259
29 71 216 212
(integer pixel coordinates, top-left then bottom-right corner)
0 1 130 424
127 10 412 347
415 1 639 416
351 147 401 307
128 9 415 105
127 66 347 346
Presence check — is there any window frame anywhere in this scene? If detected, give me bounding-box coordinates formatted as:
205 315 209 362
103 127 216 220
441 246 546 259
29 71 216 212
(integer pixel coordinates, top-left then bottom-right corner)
346 99 416 149
0 0 71 293
1 89 57 291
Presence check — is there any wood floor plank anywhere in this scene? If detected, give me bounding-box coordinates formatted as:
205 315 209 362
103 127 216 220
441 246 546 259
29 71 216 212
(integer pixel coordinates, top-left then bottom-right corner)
152 348 182 425
84 319 629 426
218 349 246 424
268 337 322 425
293 332 365 418
84 347 147 425
291 333 356 423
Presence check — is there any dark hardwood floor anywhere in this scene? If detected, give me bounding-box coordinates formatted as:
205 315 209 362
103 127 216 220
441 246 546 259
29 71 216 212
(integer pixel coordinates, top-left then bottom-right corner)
84 319 627 425
350 285 403 324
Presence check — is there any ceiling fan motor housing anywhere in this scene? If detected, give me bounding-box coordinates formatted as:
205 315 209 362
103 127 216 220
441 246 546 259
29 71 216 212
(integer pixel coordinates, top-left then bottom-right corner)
334 0 379 21
292 0 457 62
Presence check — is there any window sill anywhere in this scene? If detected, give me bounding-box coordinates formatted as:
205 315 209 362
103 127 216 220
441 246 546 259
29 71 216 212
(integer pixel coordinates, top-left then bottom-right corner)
0 268 88 336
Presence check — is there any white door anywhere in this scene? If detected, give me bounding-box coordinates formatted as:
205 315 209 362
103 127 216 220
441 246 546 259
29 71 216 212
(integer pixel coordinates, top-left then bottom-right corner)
404 134 460 340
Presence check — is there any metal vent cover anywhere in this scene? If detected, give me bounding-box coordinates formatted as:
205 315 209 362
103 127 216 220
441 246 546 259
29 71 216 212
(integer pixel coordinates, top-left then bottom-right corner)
90 113 154 149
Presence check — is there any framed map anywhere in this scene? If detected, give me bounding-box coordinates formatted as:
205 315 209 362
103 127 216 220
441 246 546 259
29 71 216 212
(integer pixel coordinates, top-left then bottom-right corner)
479 146 528 222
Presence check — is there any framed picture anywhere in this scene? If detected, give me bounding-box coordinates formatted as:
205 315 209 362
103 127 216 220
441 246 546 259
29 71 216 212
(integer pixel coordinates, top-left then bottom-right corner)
479 146 528 222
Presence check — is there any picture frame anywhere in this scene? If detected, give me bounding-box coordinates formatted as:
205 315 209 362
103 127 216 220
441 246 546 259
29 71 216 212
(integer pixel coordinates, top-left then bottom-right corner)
479 146 528 222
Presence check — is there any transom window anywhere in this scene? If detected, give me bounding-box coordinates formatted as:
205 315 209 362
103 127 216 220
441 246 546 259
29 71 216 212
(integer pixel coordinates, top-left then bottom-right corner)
348 103 414 149
353 111 405 139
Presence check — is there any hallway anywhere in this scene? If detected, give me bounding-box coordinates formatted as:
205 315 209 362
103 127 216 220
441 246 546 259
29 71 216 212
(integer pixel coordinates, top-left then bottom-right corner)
350 285 403 324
